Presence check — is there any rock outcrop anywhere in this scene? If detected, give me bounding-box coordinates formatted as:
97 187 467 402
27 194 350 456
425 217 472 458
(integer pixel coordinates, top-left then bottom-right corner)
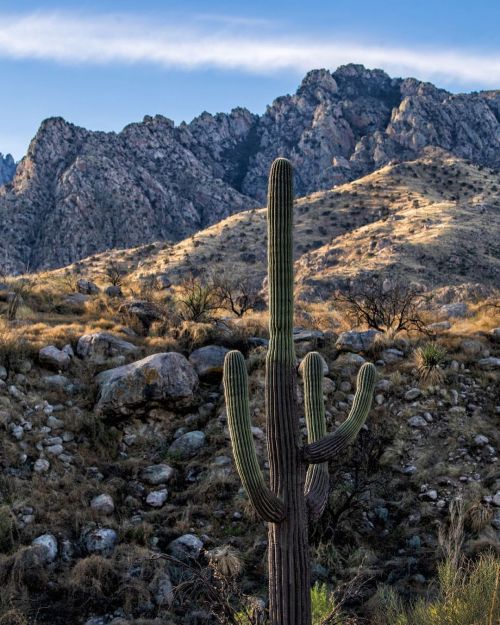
0 153 16 186
1 64 500 272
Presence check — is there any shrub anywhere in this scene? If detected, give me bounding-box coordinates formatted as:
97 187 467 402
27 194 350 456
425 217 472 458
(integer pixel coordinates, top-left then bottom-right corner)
333 277 429 335
175 276 221 322
414 342 447 384
374 553 500 625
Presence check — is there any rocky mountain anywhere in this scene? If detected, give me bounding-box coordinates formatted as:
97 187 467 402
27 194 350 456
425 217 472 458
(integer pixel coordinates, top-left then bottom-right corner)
0 153 16 186
2 64 500 273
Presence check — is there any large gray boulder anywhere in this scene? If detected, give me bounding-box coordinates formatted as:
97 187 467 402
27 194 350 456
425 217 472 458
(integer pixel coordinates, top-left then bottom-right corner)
77 332 139 365
95 352 198 416
335 329 380 353
189 345 229 378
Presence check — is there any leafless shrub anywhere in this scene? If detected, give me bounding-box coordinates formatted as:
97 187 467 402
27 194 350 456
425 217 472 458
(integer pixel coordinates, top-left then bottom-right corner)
103 261 127 287
333 277 429 335
214 273 264 318
176 276 222 322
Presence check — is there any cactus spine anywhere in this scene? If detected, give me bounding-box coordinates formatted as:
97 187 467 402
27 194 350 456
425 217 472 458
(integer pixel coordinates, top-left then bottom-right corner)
223 158 376 625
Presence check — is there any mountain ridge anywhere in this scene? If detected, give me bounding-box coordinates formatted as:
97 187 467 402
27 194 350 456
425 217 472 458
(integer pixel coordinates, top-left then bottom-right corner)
1 63 500 273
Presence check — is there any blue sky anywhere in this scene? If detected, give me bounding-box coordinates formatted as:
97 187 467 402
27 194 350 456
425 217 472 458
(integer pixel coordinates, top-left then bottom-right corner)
1 0 499 159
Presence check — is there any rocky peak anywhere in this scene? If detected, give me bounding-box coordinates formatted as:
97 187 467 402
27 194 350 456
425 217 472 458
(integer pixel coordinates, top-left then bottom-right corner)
297 69 339 97
0 153 16 186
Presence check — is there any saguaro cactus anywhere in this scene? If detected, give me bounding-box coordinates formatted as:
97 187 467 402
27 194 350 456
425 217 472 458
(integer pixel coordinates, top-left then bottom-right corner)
223 158 376 625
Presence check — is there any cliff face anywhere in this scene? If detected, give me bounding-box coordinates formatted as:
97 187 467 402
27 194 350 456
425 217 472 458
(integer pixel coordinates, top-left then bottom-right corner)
0 153 16 186
2 64 500 272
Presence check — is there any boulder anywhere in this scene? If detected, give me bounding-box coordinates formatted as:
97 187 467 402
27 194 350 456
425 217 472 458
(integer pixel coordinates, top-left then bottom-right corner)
335 329 380 353
104 285 123 297
478 357 500 370
76 279 99 295
168 431 206 459
167 534 203 561
408 415 427 428
381 348 404 364
32 534 58 562
95 352 198 416
427 321 451 332
189 345 230 378
293 328 324 344
332 352 366 373
77 332 139 365
39 346 71 371
141 464 174 485
82 527 118 555
146 489 168 507
439 303 469 319
119 299 164 331
90 494 115 515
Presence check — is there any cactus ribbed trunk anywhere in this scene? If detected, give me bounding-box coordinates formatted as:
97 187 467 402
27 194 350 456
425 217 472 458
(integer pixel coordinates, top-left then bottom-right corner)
223 157 376 625
266 158 311 625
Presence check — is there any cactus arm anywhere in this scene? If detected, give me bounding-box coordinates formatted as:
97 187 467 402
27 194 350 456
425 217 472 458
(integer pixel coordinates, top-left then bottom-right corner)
302 352 330 521
223 350 286 523
302 362 376 464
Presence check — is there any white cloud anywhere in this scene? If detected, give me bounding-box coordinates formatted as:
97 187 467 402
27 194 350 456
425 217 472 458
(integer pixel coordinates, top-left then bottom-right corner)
0 11 499 87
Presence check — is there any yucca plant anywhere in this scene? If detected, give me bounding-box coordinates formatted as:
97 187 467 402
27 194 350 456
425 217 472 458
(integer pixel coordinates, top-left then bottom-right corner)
414 342 447 384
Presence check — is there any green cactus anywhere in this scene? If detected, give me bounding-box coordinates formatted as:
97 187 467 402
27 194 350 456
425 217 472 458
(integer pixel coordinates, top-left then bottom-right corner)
223 157 376 625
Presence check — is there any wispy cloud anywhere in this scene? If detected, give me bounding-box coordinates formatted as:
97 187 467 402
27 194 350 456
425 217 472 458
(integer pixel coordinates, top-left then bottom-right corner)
0 11 499 87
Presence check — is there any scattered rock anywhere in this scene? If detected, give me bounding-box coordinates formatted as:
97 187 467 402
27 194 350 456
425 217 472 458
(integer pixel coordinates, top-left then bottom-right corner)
76 279 99 295
474 434 489 447
104 285 123 297
427 321 451 332
189 345 230 378
439 303 469 319
39 346 71 371
34 458 50 473
477 357 500 370
77 332 139 365
405 388 422 401
90 494 115 515
32 534 58 562
335 329 380 353
293 328 324 344
168 431 206 459
167 534 203 561
408 416 428 428
141 464 174 485
146 489 168 507
381 348 404 364
83 527 118 554
119 299 164 331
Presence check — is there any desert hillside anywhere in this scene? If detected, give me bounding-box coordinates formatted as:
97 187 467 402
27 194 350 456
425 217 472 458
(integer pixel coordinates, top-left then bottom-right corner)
46 149 500 304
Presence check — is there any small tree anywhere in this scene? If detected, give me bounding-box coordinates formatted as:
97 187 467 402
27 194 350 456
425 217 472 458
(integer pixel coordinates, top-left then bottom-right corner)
334 277 429 334
214 273 263 318
176 275 221 322
103 261 127 287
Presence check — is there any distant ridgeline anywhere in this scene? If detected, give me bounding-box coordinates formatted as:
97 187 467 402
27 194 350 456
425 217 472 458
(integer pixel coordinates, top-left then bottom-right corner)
0 153 16 186
1 63 500 273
